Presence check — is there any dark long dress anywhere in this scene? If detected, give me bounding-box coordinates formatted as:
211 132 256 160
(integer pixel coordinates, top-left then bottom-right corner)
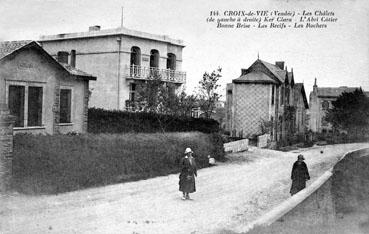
290 161 310 195
179 156 197 193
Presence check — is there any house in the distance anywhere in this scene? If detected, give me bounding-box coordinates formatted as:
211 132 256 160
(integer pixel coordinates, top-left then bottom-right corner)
0 41 96 134
309 78 364 133
293 83 309 135
39 26 186 111
226 59 308 143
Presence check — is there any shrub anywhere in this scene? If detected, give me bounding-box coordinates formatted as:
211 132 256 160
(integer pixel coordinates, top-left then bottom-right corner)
88 108 220 134
11 132 225 194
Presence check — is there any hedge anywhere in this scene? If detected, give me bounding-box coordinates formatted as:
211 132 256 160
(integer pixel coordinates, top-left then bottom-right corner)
88 108 220 134
11 132 225 194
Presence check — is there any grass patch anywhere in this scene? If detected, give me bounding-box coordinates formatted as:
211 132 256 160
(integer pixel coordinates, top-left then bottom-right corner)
11 132 224 194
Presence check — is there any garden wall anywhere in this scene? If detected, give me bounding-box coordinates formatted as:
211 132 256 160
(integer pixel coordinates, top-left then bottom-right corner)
246 147 369 234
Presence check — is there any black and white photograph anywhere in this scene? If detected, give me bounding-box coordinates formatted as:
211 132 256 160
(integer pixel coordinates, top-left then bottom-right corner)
0 0 369 233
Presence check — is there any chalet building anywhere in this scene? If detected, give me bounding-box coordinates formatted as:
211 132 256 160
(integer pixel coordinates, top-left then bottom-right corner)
293 83 309 135
226 59 308 142
308 79 365 133
0 41 96 134
39 26 186 111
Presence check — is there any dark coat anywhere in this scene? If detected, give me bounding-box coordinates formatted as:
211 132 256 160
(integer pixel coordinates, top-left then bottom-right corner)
179 156 197 193
290 161 310 195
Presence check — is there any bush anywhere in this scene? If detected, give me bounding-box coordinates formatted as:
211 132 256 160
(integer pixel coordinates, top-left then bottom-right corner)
11 132 225 194
88 108 220 134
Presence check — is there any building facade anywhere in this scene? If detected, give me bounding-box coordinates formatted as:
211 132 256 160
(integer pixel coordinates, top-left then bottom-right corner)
226 59 308 142
0 41 96 134
293 83 309 135
309 78 361 133
39 26 186 110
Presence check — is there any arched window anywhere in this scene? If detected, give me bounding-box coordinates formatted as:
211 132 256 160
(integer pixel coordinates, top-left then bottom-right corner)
166 53 176 70
130 47 141 66
150 49 159 68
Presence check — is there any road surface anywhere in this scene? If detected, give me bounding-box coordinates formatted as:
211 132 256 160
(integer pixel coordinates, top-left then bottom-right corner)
1 143 368 234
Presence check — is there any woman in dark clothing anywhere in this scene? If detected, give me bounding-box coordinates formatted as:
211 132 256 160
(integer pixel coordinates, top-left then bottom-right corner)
290 154 310 196
179 148 197 200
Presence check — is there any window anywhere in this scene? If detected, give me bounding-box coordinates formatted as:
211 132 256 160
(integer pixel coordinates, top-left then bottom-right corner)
150 49 159 68
28 87 43 126
166 53 176 70
271 86 275 105
8 86 25 127
60 89 72 123
129 83 136 102
8 84 43 127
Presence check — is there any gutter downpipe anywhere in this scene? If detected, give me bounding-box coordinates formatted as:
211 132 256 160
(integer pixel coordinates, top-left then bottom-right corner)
117 37 122 109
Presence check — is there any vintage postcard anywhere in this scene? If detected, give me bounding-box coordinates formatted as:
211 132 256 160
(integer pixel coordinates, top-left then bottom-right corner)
0 0 368 233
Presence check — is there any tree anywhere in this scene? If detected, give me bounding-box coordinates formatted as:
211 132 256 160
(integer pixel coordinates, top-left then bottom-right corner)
197 67 222 118
325 88 369 139
136 74 166 113
136 74 198 117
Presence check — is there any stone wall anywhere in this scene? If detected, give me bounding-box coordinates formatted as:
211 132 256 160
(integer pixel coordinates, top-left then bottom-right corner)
0 104 15 192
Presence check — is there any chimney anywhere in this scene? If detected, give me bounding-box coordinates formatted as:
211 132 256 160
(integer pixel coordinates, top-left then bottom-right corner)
89 25 101 31
57 51 69 64
275 61 284 70
70 50 76 67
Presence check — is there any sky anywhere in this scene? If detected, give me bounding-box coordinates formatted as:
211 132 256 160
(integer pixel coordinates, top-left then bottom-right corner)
1 0 368 100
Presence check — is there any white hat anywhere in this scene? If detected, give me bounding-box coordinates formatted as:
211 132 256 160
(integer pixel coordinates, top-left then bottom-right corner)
184 148 193 154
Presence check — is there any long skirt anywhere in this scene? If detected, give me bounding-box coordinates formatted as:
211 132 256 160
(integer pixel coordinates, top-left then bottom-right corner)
290 178 306 195
179 174 196 193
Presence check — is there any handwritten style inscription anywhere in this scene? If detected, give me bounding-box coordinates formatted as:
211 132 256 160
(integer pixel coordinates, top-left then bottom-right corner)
206 10 338 29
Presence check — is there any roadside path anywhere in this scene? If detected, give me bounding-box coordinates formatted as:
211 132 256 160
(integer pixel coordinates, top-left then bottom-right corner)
1 143 368 234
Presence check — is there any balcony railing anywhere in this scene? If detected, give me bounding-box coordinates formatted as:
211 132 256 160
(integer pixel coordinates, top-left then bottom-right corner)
124 65 186 84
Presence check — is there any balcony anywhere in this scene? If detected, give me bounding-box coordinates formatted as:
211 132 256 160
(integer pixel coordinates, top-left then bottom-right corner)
124 65 186 84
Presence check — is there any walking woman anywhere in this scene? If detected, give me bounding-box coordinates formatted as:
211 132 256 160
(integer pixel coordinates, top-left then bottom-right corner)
290 154 310 196
179 148 197 200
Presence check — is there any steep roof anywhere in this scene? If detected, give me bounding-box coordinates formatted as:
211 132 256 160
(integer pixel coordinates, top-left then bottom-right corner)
294 83 309 109
0 40 33 59
317 87 359 97
259 60 286 83
233 71 279 84
0 41 96 80
287 71 295 86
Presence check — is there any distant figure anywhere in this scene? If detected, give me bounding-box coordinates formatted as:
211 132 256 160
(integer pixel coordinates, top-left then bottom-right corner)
179 148 197 200
290 154 310 196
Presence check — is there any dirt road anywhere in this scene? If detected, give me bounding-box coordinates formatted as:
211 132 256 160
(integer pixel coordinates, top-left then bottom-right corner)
1 143 368 234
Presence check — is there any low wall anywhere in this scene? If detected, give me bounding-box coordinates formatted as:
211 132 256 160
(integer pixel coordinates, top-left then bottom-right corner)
257 134 270 148
224 139 249 153
246 147 369 234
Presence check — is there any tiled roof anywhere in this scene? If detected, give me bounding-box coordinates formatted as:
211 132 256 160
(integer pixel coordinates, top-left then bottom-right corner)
0 40 33 59
233 71 278 84
317 87 359 97
287 71 294 84
259 60 286 83
0 40 96 80
60 63 96 80
294 83 309 108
